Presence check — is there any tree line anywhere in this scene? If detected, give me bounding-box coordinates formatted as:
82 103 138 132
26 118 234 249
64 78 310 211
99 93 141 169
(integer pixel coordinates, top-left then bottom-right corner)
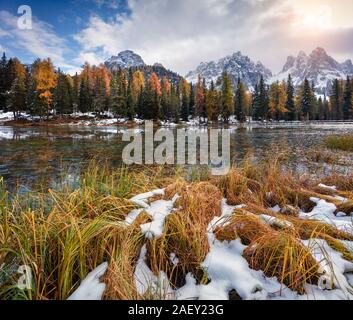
0 53 352 122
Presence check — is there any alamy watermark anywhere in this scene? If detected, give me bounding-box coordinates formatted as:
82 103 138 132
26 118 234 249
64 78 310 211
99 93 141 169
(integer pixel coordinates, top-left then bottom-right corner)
17 265 33 290
122 121 231 175
17 5 32 30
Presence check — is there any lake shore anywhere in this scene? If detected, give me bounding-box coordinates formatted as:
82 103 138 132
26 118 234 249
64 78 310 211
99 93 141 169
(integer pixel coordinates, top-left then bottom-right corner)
2 111 353 129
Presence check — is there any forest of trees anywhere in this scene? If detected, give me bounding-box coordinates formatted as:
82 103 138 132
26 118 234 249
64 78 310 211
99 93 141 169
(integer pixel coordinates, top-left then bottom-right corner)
0 52 352 123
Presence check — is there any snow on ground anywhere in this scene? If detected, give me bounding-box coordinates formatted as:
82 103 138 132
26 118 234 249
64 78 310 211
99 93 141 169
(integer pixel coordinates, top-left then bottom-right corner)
67 262 108 300
69 188 353 300
0 112 14 121
260 214 294 230
299 197 353 235
318 184 337 191
177 237 301 300
140 195 179 239
129 189 179 239
208 199 243 231
303 239 353 299
134 245 174 298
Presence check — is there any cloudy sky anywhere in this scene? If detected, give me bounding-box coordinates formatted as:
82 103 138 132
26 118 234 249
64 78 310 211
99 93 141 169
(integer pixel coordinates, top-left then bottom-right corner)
1 0 353 75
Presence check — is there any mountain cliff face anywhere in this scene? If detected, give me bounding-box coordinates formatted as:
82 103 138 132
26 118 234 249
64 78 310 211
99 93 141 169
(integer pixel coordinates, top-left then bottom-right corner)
105 51 183 84
185 51 273 91
272 47 353 94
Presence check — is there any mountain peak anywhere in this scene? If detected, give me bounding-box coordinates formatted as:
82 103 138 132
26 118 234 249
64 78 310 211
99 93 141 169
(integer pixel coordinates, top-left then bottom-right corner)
185 51 272 91
272 47 353 94
310 47 329 58
105 50 145 70
297 50 307 58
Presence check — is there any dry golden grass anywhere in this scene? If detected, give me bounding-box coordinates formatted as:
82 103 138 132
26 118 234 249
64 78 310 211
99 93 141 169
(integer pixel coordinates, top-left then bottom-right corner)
147 181 222 287
1 155 352 300
244 230 320 294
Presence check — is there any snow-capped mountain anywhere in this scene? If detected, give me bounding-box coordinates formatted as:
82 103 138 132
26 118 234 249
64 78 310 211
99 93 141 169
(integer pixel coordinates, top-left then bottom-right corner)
105 50 146 71
272 47 353 94
105 51 183 84
185 51 272 91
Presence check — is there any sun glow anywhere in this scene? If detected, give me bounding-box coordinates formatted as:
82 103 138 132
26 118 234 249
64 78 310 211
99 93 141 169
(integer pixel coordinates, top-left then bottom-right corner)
294 5 333 31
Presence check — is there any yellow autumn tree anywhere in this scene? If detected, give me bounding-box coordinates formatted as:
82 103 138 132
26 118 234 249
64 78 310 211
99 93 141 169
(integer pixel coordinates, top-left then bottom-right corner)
149 72 161 96
32 58 57 118
132 70 145 97
268 81 287 120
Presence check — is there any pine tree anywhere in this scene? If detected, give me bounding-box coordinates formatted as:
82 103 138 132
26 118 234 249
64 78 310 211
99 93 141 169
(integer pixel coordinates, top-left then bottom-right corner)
195 76 206 122
141 82 159 120
54 72 73 115
180 79 190 122
300 78 313 121
330 79 344 120
309 82 318 120
5 58 27 119
253 76 268 121
221 72 234 122
126 70 135 120
0 52 7 110
72 73 80 114
189 83 195 117
343 76 352 120
323 95 331 120
286 75 296 121
110 72 127 118
317 97 324 120
170 83 180 123
25 69 36 115
160 77 171 120
205 81 220 122
132 70 145 118
78 79 92 114
235 79 247 123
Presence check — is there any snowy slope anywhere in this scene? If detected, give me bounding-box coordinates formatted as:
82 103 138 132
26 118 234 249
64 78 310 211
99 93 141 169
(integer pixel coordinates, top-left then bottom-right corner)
271 48 353 94
185 51 272 91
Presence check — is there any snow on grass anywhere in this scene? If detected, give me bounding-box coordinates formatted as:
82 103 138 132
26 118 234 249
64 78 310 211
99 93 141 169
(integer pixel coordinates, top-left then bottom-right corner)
299 197 353 235
176 200 299 300
140 195 179 239
169 253 179 266
176 237 299 300
303 239 353 300
260 214 294 230
130 189 165 209
67 262 108 300
134 245 174 298
125 208 144 225
129 189 179 239
318 184 337 191
269 205 281 213
208 199 244 231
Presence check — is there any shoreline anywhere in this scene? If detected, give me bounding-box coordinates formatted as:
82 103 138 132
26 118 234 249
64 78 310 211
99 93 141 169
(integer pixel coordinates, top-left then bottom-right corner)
1 114 353 129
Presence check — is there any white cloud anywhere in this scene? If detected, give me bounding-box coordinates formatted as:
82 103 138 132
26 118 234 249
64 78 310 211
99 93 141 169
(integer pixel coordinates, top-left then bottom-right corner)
74 0 293 75
0 10 76 71
75 51 104 66
74 0 353 75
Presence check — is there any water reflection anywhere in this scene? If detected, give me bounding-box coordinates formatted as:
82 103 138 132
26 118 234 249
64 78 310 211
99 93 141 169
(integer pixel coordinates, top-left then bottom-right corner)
0 124 352 189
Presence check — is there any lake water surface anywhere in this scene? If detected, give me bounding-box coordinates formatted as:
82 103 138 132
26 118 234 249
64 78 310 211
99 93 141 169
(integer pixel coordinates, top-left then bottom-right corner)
1 122 353 189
